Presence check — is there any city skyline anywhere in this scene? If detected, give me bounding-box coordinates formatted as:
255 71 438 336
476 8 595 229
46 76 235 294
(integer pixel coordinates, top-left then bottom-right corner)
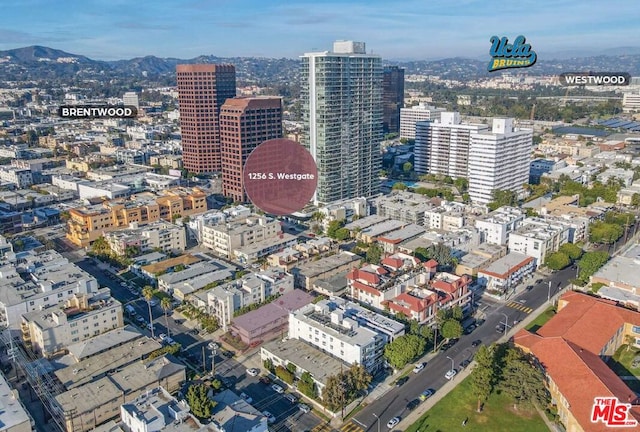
1 0 639 61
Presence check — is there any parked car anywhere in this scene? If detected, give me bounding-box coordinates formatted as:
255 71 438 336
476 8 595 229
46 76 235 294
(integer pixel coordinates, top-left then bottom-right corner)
158 333 167 341
445 369 458 380
471 339 482 348
246 368 260 377
240 392 252 404
394 376 409 387
207 341 219 350
259 376 272 385
284 393 298 404
271 384 284 394
298 403 311 413
460 359 471 369
149 299 159 307
496 325 505 333
136 316 145 323
262 411 276 424
406 399 421 411
419 388 434 401
387 417 401 429
412 362 426 373
463 324 476 335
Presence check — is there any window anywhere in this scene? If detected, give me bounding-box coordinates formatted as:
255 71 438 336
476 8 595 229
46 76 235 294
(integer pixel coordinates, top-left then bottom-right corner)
633 326 640 334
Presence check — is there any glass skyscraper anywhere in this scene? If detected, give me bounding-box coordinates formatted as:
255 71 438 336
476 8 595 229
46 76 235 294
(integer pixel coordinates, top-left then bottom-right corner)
301 41 383 205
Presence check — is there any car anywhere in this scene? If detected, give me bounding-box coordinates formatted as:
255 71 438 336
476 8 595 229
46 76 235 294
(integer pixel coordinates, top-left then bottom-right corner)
240 392 252 403
536 279 543 284
471 339 482 348
246 368 260 377
445 369 458 380
460 359 471 369
463 324 476 335
136 316 145 323
158 333 167 341
222 350 235 358
271 384 284 394
207 341 219 350
496 325 505 333
406 399 421 411
476 319 485 327
412 362 426 373
262 411 276 424
259 376 272 385
149 299 159 307
284 393 298 404
298 403 311 413
419 389 434 401
386 417 401 429
394 376 409 387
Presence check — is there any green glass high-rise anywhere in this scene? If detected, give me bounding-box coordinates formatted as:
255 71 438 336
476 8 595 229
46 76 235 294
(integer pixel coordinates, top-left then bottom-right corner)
301 41 383 205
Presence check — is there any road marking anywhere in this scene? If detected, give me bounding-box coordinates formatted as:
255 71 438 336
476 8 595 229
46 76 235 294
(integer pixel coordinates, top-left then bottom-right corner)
340 422 363 432
312 423 335 432
506 301 533 314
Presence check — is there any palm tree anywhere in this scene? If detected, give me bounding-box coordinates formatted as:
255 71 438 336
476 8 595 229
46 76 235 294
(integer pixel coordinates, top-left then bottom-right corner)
161 297 172 339
142 285 155 339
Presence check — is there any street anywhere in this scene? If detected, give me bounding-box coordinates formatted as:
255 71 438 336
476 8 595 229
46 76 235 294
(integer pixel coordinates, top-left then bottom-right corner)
349 265 578 432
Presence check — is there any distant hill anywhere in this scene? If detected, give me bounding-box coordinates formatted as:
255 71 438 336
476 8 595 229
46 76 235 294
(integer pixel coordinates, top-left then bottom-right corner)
0 45 639 85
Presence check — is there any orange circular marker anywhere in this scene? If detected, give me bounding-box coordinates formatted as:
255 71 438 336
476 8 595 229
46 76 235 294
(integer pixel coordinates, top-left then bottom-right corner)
243 138 318 216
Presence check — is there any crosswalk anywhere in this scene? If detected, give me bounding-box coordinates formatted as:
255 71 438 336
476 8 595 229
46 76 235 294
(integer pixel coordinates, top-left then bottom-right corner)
340 422 364 432
311 423 335 432
506 301 533 314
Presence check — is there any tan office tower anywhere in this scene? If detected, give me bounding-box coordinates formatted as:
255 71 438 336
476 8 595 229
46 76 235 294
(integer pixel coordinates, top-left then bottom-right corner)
220 97 283 203
176 64 236 174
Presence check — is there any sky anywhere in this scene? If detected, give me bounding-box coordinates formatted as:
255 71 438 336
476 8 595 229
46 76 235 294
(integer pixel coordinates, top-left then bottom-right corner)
1 0 639 61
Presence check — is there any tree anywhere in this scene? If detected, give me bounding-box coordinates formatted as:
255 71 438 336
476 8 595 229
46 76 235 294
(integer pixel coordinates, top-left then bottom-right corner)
453 177 468 192
327 219 345 239
383 334 426 369
392 182 407 191
625 334 636 352
558 243 583 261
577 251 610 283
499 347 549 410
286 362 297 374
470 344 497 412
544 251 571 271
323 374 346 412
441 319 463 340
186 383 215 419
349 363 372 393
298 371 318 399
632 193 640 208
275 365 295 384
403 162 413 173
161 297 172 338
263 358 274 372
589 222 624 244
487 189 518 210
334 228 350 241
365 243 383 264
142 285 156 339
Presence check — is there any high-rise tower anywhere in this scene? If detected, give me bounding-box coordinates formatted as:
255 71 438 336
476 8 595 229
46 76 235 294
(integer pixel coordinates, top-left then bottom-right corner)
383 66 405 134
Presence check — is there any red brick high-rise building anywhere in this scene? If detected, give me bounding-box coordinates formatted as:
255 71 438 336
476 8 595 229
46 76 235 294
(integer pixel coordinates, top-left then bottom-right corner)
176 64 236 174
220 97 283 202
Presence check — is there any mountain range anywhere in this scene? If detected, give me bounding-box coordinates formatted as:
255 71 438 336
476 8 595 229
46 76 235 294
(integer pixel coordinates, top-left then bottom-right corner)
1 45 640 85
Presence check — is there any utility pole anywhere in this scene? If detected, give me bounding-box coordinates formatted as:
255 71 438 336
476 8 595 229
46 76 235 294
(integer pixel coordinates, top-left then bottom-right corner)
547 280 552 303
202 346 206 372
211 348 216 374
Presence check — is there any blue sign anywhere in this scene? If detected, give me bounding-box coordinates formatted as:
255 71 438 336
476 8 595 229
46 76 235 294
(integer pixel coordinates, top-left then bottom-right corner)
488 35 537 72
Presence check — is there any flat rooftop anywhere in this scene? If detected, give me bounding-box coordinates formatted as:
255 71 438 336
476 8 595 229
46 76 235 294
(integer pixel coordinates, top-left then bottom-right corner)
344 215 388 231
377 223 425 243
293 252 361 278
0 373 31 431
592 245 640 288
66 325 143 361
479 252 535 278
211 389 266 432
262 338 348 387
55 336 162 389
141 254 203 275
361 220 405 238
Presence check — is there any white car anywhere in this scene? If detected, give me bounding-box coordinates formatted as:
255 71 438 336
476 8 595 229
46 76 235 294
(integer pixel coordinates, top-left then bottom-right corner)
413 362 426 373
298 403 311 413
146 323 155 331
271 384 284 394
240 392 253 404
387 417 400 429
166 337 175 345
246 368 260 377
445 369 458 380
158 333 167 341
208 341 219 350
262 411 276 424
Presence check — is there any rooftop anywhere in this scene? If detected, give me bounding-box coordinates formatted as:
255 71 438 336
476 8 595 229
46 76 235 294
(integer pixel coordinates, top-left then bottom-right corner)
66 325 143 361
293 252 361 279
231 289 314 334
210 389 267 432
141 254 203 275
592 244 640 289
475 206 524 225
479 252 535 279
0 373 32 431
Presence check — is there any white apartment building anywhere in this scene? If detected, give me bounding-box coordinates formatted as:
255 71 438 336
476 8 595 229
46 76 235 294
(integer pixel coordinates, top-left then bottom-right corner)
319 197 368 229
424 206 466 232
475 206 525 245
0 167 33 188
288 298 404 373
0 250 99 330
623 91 640 113
207 268 294 330
508 218 570 267
399 103 446 139
122 91 139 110
468 118 533 204
369 191 434 226
104 221 186 255
21 289 123 358
201 215 281 259
414 112 488 177
0 373 33 432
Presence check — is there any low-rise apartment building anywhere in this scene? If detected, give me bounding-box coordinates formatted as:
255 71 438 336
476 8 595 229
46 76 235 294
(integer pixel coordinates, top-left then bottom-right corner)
21 289 123 358
319 197 368 230
369 191 434 226
288 298 404 373
475 206 525 245
508 218 570 267
0 373 34 432
201 214 282 259
66 187 207 247
206 268 294 330
103 221 186 255
477 252 536 297
291 251 362 291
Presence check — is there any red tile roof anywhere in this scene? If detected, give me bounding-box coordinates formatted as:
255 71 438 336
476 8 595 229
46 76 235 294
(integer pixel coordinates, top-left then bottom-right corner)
424 259 438 269
381 257 403 270
346 268 381 285
351 279 382 297
515 292 640 431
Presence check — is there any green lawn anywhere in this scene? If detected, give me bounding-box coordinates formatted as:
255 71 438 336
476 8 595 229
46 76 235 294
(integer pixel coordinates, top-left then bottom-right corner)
525 306 556 333
406 376 549 432
608 345 640 376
